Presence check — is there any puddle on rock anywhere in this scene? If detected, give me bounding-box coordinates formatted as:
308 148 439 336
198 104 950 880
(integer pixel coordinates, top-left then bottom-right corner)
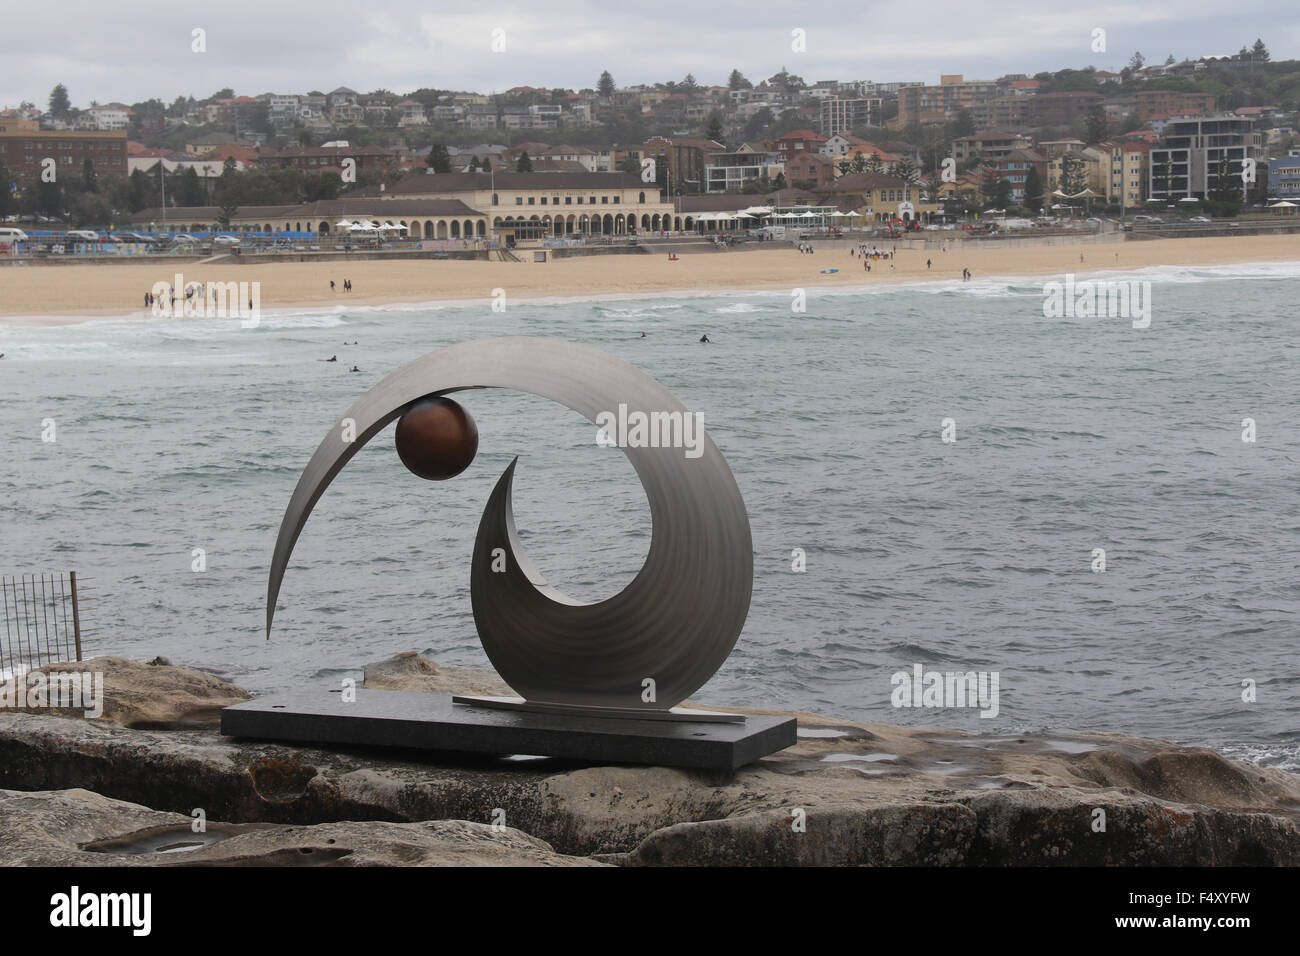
84 825 235 856
967 778 1035 790
798 727 852 739
820 752 900 763
1043 739 1101 754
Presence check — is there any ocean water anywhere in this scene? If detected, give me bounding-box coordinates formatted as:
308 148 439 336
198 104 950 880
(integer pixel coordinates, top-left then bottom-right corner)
1 262 1297 770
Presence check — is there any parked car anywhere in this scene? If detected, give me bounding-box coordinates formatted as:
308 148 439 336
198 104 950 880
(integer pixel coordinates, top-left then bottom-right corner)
1189 216 1212 223
1132 215 1164 224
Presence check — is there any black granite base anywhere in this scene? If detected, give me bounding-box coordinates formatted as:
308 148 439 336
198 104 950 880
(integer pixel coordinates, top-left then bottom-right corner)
221 689 797 770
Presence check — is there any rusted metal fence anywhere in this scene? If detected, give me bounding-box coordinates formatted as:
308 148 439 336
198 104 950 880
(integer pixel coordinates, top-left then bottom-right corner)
0 572 88 679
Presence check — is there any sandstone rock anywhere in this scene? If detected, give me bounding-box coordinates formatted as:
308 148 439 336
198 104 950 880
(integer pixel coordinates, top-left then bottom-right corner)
0 656 250 727
362 650 514 697
0 652 1296 866
0 788 600 867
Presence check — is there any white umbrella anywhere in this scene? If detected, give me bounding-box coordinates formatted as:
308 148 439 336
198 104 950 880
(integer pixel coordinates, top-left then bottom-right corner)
1269 200 1297 207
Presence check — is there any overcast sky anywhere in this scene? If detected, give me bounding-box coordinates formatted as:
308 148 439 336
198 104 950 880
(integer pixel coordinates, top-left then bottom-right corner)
0 0 1290 109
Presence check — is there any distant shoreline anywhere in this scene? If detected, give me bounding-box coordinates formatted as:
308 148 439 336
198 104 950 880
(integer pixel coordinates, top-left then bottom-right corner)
1 234 1297 326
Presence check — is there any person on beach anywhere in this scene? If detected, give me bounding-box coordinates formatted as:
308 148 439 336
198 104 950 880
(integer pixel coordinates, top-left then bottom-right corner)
926 259 931 269
330 280 335 292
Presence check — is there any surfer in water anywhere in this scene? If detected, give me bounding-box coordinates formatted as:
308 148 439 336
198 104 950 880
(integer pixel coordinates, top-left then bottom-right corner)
699 334 710 343
323 355 337 362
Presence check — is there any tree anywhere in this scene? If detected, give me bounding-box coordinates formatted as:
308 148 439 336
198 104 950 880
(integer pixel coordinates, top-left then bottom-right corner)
177 166 206 205
33 179 63 219
303 171 342 202
1252 38 1270 61
767 68 805 92
209 88 235 101
773 171 787 190
728 69 751 91
1210 156 1245 206
1024 166 1044 212
516 150 533 173
214 158 240 226
1165 54 1176 65
706 112 724 144
891 157 918 184
598 71 616 99
1059 154 1087 195
617 156 641 175
681 74 699 95
1128 52 1145 72
951 107 975 138
49 83 71 118
980 166 1007 206
81 158 98 193
71 191 112 228
1084 104 1109 145
742 107 773 141
0 161 13 219
426 142 451 173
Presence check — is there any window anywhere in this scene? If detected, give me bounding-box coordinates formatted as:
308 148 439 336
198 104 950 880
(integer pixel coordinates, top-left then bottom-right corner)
612 196 619 203
589 196 595 204
528 197 535 205
601 196 608 204
639 191 645 203
515 197 523 205
565 197 572 204
540 197 546 205
492 193 499 205
576 197 583 204
553 197 559 205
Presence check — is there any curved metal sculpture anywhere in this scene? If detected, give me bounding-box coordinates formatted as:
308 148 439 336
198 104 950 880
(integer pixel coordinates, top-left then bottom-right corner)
267 337 752 714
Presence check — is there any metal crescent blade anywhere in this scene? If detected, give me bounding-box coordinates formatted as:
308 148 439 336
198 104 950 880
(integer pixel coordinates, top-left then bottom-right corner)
267 336 752 711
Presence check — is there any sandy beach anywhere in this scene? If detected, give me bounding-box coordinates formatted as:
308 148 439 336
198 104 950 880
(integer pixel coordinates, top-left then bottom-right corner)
2 234 1298 323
